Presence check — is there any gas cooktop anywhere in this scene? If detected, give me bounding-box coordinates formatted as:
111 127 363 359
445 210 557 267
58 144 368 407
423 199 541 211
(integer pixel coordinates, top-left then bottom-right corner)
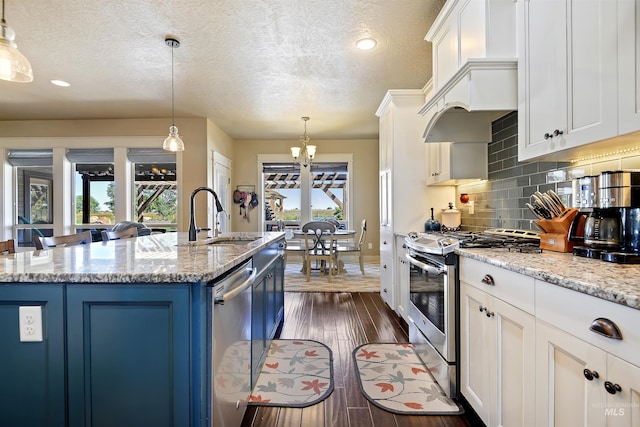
406 229 541 255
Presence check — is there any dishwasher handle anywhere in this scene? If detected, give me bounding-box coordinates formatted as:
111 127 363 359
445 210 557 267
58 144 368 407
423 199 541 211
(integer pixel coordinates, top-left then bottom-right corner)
214 267 257 305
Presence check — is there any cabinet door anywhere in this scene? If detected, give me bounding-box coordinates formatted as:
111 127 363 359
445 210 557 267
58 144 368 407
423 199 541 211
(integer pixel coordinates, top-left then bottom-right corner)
462 281 536 427
379 231 394 308
519 0 567 158
535 320 608 427
619 0 640 135
66 285 191 427
0 285 65 427
490 295 535 427
519 0 617 161
265 255 284 340
252 275 266 382
607 354 640 426
395 236 410 322
426 142 442 185
460 282 491 424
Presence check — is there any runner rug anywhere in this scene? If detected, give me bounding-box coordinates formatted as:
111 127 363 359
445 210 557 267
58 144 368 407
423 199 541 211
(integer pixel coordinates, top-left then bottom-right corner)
249 339 334 407
353 343 463 415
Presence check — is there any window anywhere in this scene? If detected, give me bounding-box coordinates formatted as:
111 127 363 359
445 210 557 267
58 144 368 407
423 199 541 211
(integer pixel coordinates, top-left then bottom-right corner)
6 144 179 248
129 148 177 231
8 149 54 247
70 149 115 227
311 162 347 223
262 160 349 231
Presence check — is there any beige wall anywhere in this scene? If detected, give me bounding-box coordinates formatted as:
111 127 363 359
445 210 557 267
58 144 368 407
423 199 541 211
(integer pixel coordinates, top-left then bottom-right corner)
0 117 230 232
0 119 380 254
232 138 380 256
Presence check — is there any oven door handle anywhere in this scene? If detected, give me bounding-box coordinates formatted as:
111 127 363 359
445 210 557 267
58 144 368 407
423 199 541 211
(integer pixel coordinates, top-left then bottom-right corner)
405 254 445 275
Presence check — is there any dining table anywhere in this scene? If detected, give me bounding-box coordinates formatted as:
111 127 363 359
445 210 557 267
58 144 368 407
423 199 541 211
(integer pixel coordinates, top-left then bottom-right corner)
291 229 356 274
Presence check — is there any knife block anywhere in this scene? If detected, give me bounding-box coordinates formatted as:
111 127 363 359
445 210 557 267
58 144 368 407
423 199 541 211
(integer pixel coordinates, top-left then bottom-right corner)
536 208 579 252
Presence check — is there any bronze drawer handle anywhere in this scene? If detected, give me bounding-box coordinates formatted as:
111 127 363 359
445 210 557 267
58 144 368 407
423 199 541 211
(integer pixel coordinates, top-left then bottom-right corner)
481 274 495 286
589 318 623 340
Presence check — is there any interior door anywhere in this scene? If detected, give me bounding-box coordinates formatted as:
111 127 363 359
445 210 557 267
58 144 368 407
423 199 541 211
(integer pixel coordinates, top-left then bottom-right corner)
213 151 232 233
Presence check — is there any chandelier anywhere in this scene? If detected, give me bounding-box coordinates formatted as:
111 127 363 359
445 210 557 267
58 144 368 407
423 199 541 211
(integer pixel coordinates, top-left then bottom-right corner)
290 116 316 168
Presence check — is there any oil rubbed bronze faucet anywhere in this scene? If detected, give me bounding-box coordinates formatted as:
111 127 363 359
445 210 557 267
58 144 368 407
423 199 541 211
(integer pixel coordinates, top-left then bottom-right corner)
188 187 225 241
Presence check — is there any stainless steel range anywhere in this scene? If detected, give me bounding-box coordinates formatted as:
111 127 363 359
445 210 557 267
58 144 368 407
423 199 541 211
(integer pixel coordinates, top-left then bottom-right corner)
404 228 541 399
405 232 460 398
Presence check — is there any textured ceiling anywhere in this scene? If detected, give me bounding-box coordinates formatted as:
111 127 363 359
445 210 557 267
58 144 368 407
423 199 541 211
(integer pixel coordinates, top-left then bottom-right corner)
0 0 445 140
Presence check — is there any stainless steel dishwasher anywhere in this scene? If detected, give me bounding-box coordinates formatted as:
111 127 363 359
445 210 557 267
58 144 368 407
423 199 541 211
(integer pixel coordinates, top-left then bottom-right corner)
210 259 257 427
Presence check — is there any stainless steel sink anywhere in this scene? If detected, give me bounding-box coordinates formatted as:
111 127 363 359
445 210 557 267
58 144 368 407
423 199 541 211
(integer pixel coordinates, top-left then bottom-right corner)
207 238 259 245
176 236 260 247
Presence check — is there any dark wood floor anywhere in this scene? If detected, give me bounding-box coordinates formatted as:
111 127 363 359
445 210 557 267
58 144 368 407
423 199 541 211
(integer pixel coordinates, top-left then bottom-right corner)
241 292 475 427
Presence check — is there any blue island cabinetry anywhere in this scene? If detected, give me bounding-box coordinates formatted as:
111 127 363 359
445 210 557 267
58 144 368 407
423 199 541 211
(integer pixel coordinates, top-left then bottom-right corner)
0 232 286 427
0 283 192 427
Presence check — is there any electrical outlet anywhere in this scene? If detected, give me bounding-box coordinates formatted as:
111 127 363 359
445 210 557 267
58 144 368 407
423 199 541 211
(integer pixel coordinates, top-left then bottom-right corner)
19 306 43 342
468 201 475 215
368 243 372 249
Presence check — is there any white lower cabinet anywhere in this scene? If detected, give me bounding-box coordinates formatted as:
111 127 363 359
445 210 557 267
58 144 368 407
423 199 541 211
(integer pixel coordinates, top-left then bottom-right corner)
535 320 608 427
535 280 640 427
460 256 640 426
394 235 410 323
536 320 640 426
379 230 394 308
460 282 535 427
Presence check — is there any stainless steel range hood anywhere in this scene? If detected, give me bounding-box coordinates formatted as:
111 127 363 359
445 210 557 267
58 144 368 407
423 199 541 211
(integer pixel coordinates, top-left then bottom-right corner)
420 58 518 143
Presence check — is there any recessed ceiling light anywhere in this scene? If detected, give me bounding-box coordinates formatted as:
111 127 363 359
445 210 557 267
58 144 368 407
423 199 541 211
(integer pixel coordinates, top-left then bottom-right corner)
51 79 70 87
356 38 377 50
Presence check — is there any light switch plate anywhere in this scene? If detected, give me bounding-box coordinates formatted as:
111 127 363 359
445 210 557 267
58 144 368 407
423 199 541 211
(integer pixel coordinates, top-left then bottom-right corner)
19 306 43 342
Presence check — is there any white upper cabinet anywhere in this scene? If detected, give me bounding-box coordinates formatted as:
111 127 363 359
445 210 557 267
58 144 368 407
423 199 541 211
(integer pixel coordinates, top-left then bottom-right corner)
420 0 517 169
619 0 640 135
518 0 621 161
428 0 517 92
426 141 488 186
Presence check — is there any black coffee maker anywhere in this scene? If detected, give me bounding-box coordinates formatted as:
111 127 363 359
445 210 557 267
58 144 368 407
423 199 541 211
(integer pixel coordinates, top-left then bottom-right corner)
569 173 620 259
588 171 640 263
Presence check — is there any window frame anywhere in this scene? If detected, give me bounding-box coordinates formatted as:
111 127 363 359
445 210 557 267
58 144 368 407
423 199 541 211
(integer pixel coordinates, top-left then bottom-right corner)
257 153 353 231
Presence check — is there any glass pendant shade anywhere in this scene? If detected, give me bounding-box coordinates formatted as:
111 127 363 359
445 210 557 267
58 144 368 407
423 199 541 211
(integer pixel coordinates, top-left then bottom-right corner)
307 145 316 159
0 19 33 83
163 125 185 152
290 146 301 159
163 37 184 152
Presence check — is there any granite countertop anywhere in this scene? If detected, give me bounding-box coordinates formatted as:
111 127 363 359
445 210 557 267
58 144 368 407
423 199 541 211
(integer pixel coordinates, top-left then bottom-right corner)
0 232 284 284
457 247 640 310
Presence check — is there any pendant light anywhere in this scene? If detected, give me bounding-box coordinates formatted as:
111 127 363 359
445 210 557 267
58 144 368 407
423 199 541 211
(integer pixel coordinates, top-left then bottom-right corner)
163 36 184 152
0 0 33 83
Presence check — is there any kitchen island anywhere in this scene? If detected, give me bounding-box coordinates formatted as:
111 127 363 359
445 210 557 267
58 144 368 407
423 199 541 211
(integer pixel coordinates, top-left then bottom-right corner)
0 231 285 427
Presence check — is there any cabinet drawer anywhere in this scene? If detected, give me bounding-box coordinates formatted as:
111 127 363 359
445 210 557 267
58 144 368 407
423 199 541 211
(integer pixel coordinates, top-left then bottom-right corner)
459 257 534 314
536 280 640 367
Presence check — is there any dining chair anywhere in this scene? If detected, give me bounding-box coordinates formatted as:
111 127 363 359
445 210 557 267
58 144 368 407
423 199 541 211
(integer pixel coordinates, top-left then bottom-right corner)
335 218 367 274
0 239 16 254
302 221 338 281
33 231 93 250
101 227 138 242
322 218 341 229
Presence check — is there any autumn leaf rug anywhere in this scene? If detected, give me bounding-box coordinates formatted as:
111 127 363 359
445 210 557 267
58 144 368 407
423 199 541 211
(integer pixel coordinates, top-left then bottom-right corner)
249 339 334 407
353 343 463 415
